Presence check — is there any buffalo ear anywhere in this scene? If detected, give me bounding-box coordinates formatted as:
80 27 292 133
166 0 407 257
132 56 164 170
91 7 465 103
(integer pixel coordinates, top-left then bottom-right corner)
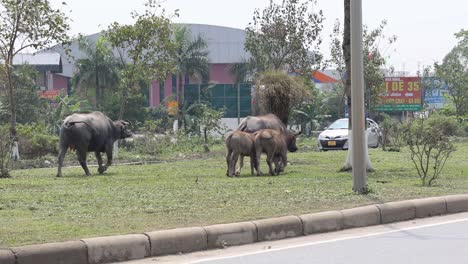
122 120 131 126
296 130 302 136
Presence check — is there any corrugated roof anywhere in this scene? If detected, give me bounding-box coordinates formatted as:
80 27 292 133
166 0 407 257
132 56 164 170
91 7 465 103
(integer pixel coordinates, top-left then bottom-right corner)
13 52 61 65
46 24 250 77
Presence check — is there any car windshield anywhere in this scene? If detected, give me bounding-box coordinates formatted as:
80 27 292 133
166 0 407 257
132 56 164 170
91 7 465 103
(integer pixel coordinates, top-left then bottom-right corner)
328 119 348 129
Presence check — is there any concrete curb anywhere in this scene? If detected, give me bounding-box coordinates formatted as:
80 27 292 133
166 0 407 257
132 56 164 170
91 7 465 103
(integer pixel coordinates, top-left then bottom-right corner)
11 241 87 264
145 227 207 256
341 205 381 228
299 210 344 235
376 200 416 224
445 194 468 213
0 249 15 264
253 215 303 242
82 234 150 264
5 194 468 264
204 221 257 249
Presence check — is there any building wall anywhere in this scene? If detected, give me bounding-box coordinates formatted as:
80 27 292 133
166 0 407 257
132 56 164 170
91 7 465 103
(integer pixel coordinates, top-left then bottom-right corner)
52 74 68 90
150 63 236 108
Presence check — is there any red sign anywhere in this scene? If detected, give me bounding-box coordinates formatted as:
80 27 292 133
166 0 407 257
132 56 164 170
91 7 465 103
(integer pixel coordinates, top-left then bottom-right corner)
376 77 422 111
39 90 61 99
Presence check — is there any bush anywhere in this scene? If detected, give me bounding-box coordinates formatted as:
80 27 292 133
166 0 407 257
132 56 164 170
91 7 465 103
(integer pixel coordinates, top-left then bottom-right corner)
17 124 59 159
402 114 457 186
380 114 404 152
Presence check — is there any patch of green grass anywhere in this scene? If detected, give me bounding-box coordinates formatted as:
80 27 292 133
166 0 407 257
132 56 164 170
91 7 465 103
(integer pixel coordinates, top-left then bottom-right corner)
1 138 467 247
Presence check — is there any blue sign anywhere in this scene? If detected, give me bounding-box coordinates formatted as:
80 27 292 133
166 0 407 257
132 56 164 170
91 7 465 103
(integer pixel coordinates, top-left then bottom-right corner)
423 78 449 109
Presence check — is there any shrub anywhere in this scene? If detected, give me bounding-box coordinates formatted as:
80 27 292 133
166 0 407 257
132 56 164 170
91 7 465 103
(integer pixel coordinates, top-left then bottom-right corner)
380 114 404 152
17 124 59 159
402 114 457 186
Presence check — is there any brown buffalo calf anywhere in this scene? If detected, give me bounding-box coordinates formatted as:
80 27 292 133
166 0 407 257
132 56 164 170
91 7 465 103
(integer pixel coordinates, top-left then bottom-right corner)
225 131 258 177
255 129 288 176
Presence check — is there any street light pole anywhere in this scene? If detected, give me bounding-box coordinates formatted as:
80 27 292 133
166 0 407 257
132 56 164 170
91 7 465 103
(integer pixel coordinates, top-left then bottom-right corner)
351 0 367 193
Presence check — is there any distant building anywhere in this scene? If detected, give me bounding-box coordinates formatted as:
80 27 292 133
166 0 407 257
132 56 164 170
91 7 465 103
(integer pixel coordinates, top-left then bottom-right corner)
12 52 68 98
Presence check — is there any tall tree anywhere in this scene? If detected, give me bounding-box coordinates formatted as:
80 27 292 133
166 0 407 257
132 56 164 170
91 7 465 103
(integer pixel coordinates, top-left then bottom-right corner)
0 0 70 159
72 36 118 110
105 0 177 119
173 25 209 122
338 1 396 171
245 0 324 75
435 30 468 122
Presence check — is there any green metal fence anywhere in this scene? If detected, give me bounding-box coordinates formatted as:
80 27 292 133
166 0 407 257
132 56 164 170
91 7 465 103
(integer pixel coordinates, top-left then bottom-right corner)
184 83 252 118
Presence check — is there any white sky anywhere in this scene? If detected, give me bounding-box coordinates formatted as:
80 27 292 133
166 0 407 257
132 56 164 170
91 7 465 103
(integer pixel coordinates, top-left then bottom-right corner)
51 0 467 75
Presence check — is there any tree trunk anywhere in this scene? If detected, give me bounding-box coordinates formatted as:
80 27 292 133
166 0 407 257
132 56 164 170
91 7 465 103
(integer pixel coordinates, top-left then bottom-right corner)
6 56 19 160
341 0 373 172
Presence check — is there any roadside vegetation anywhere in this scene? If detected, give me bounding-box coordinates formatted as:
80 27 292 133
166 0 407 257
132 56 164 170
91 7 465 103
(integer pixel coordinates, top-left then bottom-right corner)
1 137 468 247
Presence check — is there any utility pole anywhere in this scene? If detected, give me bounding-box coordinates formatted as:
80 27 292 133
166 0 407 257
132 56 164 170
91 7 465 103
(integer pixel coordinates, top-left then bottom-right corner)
351 0 367 193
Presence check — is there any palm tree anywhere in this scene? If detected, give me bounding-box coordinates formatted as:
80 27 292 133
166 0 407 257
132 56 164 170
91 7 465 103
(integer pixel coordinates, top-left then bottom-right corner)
72 36 119 110
173 26 210 123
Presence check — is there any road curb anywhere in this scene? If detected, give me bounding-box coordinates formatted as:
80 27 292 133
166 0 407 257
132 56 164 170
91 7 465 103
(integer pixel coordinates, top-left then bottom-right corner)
81 234 150 264
376 200 416 224
5 194 468 264
253 215 303 242
11 240 87 264
445 194 468 213
204 221 257 249
341 205 381 228
299 210 344 235
0 249 15 264
145 227 207 256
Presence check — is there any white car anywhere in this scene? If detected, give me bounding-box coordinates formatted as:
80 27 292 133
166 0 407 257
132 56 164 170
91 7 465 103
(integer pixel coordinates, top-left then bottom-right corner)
317 118 381 150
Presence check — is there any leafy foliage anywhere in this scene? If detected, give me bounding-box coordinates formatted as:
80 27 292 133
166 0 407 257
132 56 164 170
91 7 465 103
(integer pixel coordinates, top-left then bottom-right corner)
72 36 119 109
255 71 311 125
0 125 10 177
0 0 70 138
105 0 177 119
245 0 323 75
379 113 404 152
434 30 468 122
329 19 396 117
0 65 48 124
402 114 457 186
16 124 59 158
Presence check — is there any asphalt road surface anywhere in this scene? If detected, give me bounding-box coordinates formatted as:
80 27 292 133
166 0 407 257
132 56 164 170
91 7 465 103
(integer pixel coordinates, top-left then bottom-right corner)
120 212 468 264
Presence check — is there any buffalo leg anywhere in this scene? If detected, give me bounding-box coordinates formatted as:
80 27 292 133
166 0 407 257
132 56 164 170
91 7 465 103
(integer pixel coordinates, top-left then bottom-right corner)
235 155 244 176
103 144 113 173
230 152 239 177
255 147 263 176
56 145 68 177
266 154 275 176
77 149 91 176
226 148 233 176
96 151 106 174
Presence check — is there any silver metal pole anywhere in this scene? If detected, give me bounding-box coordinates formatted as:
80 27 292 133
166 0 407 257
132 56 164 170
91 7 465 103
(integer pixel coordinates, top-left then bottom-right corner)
351 0 367 193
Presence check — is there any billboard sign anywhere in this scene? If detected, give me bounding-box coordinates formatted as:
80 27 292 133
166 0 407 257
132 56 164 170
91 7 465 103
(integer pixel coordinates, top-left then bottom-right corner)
376 77 422 111
422 78 449 109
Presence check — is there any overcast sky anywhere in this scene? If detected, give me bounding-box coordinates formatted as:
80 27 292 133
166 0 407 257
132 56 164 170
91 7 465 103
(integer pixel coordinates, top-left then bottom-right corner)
51 0 467 75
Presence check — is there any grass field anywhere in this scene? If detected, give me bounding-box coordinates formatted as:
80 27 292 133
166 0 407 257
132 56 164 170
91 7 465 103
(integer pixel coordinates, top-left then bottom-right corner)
1 138 468 247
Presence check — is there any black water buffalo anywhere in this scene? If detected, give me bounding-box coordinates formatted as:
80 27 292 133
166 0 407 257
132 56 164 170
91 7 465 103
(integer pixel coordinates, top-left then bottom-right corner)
56 111 132 177
225 131 258 177
255 129 288 176
237 113 300 153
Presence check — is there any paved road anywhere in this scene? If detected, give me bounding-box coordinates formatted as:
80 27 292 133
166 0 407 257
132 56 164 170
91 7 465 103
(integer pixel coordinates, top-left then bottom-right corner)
120 212 468 264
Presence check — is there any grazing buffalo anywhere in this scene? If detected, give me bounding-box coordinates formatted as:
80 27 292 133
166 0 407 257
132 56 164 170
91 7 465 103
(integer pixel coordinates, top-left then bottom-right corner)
56 111 132 177
255 129 288 176
225 131 258 177
237 113 300 152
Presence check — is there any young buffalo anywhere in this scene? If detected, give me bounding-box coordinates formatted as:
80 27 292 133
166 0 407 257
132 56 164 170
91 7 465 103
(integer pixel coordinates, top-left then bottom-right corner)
225 131 259 177
255 129 289 176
